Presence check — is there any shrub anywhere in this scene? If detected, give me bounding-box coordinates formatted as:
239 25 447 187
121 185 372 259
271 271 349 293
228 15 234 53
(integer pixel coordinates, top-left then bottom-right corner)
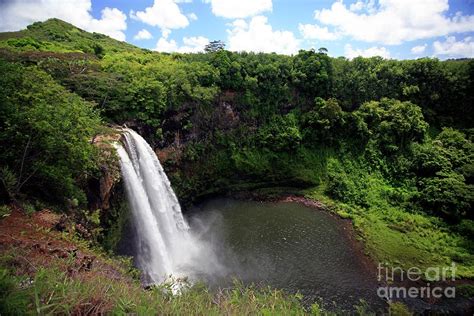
417 173 473 220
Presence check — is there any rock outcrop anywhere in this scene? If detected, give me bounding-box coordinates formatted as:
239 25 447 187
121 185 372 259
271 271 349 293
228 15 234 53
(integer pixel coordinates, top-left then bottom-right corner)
88 132 122 212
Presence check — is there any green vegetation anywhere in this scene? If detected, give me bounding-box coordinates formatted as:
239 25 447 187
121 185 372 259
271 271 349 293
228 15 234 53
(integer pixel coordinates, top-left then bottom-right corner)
0 18 473 314
0 18 140 55
0 267 313 315
0 59 101 206
0 254 316 315
457 284 474 298
0 205 11 218
305 161 474 278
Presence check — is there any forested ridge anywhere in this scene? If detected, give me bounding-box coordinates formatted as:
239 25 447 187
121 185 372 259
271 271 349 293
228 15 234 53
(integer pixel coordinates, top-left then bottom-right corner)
0 19 473 314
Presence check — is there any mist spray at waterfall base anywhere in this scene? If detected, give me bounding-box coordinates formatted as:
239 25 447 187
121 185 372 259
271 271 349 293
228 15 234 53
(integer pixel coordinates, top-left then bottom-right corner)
115 129 226 291
114 129 387 311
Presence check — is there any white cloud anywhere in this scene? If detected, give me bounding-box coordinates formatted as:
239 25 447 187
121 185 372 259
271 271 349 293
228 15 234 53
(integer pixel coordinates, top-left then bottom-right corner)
181 36 209 52
206 0 272 19
134 29 153 40
155 37 178 52
155 35 209 53
433 36 474 58
187 13 198 21
162 29 172 39
298 23 339 41
227 15 299 54
349 1 365 12
411 44 427 55
0 0 127 41
313 0 474 45
131 0 189 30
87 8 127 41
230 19 248 29
344 44 391 59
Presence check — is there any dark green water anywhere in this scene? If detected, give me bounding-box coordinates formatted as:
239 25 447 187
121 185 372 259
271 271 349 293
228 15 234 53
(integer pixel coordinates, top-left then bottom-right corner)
188 198 385 312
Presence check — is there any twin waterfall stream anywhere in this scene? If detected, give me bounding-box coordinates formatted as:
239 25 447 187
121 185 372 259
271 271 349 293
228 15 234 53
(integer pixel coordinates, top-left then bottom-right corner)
115 129 220 288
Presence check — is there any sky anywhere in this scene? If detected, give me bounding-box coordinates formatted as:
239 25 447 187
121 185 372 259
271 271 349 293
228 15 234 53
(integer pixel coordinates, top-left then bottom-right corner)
0 0 473 59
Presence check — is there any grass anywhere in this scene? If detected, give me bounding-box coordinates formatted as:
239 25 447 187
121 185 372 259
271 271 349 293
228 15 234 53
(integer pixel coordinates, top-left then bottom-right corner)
456 284 474 298
0 208 408 315
2 261 412 315
304 171 474 279
0 265 317 315
0 205 11 218
0 213 320 315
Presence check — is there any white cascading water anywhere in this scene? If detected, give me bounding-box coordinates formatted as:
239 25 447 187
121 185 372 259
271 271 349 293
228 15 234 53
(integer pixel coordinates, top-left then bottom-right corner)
115 128 223 286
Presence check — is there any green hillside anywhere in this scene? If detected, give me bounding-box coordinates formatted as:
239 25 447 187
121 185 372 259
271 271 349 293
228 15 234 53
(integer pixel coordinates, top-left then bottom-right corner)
0 19 473 314
0 18 142 55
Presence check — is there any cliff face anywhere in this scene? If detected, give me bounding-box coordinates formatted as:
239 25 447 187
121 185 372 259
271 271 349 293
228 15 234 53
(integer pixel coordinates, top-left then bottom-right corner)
87 133 122 213
85 131 132 252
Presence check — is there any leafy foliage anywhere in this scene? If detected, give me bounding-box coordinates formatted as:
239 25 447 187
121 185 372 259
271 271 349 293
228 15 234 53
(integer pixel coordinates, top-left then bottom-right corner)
302 97 345 145
1 20 472 222
0 60 101 205
353 98 428 154
411 128 473 220
0 18 141 55
0 18 473 287
257 113 302 151
204 40 225 53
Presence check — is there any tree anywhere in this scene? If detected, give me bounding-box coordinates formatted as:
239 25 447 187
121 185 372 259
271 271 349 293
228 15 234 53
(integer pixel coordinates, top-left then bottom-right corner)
0 60 101 205
292 49 333 100
353 98 428 154
210 50 243 90
257 114 302 151
418 173 473 221
318 47 328 54
302 98 345 145
204 40 225 53
412 128 474 221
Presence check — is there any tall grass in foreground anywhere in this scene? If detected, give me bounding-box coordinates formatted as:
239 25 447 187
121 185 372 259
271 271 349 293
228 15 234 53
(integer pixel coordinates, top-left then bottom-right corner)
0 266 318 315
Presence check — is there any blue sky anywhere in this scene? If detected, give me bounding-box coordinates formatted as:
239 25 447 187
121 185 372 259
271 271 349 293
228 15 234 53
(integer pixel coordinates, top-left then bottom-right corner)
0 0 473 59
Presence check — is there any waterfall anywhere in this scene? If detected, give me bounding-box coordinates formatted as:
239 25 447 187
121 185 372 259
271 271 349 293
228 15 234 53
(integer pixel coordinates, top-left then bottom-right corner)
115 128 213 286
